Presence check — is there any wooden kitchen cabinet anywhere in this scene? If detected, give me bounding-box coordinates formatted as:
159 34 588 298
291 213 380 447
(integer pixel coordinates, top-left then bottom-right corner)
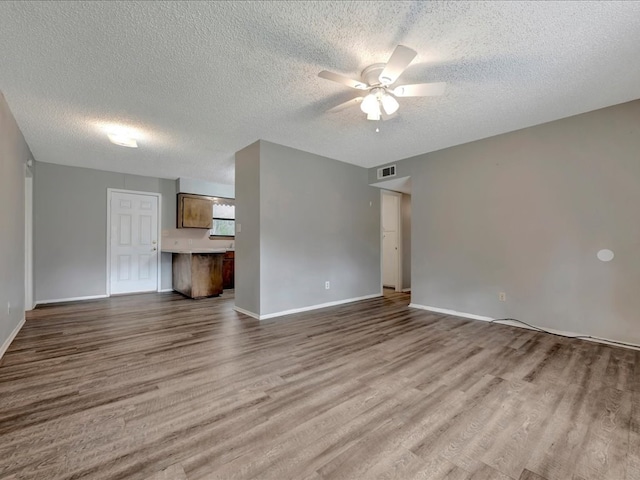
222 251 234 289
177 193 213 229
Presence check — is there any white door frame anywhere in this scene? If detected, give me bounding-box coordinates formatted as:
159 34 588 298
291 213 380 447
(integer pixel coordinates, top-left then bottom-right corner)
24 165 34 310
380 189 403 292
106 188 162 296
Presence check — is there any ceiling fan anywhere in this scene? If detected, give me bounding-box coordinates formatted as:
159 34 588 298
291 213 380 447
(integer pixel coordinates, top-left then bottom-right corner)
318 45 446 121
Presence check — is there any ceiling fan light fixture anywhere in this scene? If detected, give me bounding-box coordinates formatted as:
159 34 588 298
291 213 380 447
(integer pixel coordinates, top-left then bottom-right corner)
367 111 381 121
360 93 379 114
381 93 399 115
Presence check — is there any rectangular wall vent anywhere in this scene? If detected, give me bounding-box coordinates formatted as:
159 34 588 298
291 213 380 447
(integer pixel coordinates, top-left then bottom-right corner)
377 165 396 180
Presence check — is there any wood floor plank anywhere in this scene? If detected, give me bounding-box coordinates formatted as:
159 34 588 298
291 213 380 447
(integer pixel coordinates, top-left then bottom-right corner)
143 463 187 480
519 469 549 480
0 290 636 479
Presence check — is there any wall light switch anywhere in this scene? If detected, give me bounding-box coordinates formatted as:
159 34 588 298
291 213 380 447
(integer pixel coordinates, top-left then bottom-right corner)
237 223 242 233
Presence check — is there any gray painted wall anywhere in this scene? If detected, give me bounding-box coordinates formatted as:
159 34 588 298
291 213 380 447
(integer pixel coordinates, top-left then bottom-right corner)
0 93 30 350
401 194 411 290
34 162 176 301
177 177 234 198
375 100 640 344
257 141 380 316
234 141 261 315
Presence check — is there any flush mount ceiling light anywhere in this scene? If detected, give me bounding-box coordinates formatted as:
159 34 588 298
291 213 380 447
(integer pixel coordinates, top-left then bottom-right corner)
107 133 138 148
319 44 447 122
100 124 140 148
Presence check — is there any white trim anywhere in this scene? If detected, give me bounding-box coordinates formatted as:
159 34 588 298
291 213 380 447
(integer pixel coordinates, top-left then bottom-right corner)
490 319 640 351
36 294 108 306
402 288 411 293
233 306 261 320
239 293 382 321
158 288 174 293
409 303 640 351
106 189 162 296
409 303 494 322
0 317 26 361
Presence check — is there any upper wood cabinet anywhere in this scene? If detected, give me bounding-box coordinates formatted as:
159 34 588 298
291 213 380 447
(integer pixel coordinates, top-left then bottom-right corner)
177 193 213 229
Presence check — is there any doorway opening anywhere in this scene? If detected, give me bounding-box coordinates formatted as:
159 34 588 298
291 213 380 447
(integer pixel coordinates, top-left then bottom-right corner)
381 190 402 292
379 187 411 296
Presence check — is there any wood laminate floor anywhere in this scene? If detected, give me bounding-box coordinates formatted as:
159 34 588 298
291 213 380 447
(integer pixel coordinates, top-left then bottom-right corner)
0 290 638 480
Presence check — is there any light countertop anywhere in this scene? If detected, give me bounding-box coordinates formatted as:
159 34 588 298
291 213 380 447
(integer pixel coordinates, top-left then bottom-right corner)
161 248 233 254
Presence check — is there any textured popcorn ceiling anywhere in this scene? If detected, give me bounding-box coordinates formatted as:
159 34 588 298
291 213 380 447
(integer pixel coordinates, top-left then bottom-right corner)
1 1 639 185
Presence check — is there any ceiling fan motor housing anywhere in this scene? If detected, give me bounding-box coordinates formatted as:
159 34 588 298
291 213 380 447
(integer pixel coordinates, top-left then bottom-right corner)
361 63 387 87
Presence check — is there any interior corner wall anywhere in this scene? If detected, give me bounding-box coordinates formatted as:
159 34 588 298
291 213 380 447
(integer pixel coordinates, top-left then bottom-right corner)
400 100 640 345
234 141 261 315
0 93 29 351
258 141 380 316
33 162 177 302
401 194 411 290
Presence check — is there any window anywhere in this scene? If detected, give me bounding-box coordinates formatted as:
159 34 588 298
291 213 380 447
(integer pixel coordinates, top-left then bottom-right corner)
209 197 235 238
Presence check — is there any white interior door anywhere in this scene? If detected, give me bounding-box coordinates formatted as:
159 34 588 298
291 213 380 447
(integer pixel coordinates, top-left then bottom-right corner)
109 191 159 295
382 193 399 288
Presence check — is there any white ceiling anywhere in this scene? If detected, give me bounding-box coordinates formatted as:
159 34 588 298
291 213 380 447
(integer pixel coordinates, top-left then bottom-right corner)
1 1 639 185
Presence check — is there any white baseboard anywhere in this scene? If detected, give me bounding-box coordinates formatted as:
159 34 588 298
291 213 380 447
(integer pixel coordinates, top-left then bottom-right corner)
409 303 494 322
490 319 640 351
158 288 174 293
402 288 411 293
236 293 382 321
35 294 108 306
409 302 640 351
233 306 260 320
0 316 25 361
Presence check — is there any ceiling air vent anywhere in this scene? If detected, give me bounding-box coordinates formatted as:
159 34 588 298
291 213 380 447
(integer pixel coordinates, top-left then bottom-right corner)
377 165 396 180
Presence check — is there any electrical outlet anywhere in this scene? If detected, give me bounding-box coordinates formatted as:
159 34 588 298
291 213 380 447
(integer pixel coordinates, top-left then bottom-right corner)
188 239 193 245
325 281 330 290
499 292 506 302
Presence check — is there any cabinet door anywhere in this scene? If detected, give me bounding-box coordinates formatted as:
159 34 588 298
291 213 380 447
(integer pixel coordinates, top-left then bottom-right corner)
222 251 234 289
178 194 213 229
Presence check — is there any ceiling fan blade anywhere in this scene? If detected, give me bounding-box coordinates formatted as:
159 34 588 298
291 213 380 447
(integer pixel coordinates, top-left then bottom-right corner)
327 96 363 113
393 82 446 97
379 45 417 85
318 71 367 90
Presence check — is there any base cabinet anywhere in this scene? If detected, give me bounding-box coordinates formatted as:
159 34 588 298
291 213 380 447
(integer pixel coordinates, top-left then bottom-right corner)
172 252 223 298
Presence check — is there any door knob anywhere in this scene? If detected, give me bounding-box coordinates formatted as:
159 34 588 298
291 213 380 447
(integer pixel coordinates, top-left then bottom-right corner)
152 247 157 251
